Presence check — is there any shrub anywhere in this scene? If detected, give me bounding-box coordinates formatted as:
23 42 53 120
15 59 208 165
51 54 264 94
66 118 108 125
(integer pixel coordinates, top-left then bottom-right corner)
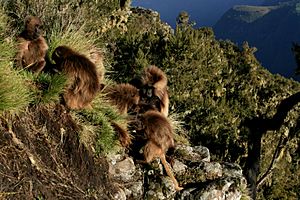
1 0 120 36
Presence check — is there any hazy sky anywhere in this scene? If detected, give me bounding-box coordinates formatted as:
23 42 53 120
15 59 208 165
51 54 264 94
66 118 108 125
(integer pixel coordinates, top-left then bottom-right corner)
132 0 263 27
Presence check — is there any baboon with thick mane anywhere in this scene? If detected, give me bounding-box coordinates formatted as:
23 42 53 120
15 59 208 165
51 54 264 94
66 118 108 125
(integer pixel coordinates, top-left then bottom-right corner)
52 45 100 109
137 110 183 191
103 83 140 115
131 65 169 116
15 16 48 74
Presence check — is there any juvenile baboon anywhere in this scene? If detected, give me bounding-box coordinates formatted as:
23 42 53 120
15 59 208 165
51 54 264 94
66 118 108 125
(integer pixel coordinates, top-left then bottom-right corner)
137 110 183 191
15 16 48 74
103 83 140 115
52 45 100 109
131 65 169 116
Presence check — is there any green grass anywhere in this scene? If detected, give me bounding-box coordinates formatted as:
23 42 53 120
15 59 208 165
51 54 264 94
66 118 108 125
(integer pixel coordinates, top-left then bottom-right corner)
25 72 67 105
0 7 8 38
0 9 31 113
74 94 128 155
47 25 98 63
0 41 31 113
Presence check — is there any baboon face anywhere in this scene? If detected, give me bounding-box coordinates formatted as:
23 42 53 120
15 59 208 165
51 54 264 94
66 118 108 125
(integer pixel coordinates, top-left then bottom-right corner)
141 85 154 99
52 47 62 63
25 16 43 40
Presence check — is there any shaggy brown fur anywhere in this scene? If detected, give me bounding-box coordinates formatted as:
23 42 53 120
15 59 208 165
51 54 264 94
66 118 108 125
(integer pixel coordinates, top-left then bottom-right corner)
137 110 183 191
52 45 100 109
15 16 48 74
111 121 132 148
104 83 140 115
132 65 169 117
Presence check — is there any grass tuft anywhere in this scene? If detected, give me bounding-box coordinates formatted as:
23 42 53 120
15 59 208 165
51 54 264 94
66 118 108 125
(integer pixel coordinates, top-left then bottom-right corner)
168 113 190 145
47 25 98 63
74 94 128 155
0 41 31 113
0 7 8 38
0 11 31 113
32 72 67 104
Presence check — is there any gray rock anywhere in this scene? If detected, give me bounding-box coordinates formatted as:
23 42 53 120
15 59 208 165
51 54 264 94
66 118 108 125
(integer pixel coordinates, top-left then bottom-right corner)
202 162 223 180
106 143 249 200
222 162 243 178
125 180 144 199
193 146 210 162
175 144 210 163
109 157 136 182
173 159 187 174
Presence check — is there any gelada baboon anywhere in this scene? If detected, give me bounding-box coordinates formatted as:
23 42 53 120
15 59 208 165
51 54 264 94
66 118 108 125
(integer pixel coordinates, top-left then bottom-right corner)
137 110 183 191
137 96 161 115
52 45 100 109
103 83 140 115
131 65 169 116
16 16 48 74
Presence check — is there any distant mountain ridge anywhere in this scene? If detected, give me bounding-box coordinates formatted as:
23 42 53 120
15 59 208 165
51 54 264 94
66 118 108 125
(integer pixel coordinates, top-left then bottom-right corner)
132 0 263 28
229 5 280 23
214 0 300 79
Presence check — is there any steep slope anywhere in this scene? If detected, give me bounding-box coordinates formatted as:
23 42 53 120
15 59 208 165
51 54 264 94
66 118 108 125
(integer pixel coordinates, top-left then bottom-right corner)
1 1 300 199
0 2 250 200
214 1 300 79
0 105 115 199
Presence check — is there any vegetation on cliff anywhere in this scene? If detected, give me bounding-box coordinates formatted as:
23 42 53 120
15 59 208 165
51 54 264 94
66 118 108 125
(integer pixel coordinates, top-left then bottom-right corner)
0 0 299 199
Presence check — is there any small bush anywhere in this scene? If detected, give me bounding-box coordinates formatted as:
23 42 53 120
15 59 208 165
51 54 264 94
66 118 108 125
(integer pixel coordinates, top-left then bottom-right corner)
1 0 119 32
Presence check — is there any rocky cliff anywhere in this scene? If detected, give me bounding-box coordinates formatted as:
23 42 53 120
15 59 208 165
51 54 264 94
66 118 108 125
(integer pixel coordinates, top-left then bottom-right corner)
0 104 249 200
